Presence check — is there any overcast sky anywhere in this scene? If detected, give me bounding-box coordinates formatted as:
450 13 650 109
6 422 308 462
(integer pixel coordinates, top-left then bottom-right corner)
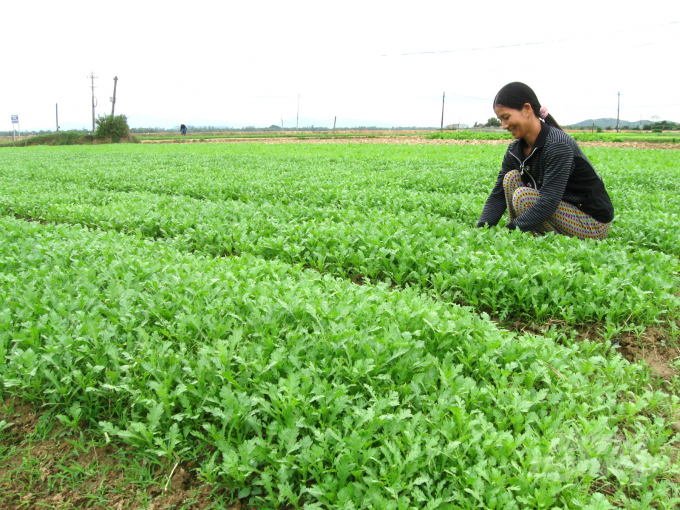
2 0 679 130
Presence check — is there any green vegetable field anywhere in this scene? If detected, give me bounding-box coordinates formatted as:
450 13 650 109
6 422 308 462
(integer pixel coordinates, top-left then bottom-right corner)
1 142 679 509
427 131 680 144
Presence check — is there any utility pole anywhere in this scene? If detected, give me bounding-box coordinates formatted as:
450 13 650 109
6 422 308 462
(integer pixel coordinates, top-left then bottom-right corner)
440 92 445 131
88 72 98 134
296 94 300 131
56 103 59 132
281 118 284 130
333 116 337 133
111 76 118 116
616 91 620 132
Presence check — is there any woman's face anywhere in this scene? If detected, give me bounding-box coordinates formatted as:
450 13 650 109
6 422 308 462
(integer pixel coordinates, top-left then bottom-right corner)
494 103 533 139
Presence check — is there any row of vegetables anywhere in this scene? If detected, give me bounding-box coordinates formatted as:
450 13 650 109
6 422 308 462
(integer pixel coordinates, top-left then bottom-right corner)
1 215 677 508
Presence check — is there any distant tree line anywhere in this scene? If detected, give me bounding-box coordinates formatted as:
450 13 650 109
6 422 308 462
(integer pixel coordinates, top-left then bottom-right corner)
564 120 679 131
130 125 439 133
3 125 441 136
482 118 502 128
441 118 503 130
645 120 678 131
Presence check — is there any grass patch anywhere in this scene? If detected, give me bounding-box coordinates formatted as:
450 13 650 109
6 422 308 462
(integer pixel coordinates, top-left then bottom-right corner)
0 132 91 148
0 131 140 148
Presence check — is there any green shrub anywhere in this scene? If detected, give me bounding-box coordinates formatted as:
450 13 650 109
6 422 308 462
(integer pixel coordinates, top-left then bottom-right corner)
52 132 86 145
95 114 130 142
596 126 603 133
653 128 663 133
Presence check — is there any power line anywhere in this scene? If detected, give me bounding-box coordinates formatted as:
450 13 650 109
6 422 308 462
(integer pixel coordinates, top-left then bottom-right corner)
565 102 680 109
382 20 678 57
444 93 493 102
382 39 570 57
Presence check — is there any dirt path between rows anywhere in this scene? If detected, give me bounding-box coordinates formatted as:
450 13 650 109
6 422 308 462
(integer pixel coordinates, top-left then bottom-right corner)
141 136 680 150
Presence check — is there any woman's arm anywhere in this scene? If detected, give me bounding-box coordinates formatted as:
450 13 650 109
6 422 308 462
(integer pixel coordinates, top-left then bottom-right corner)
477 150 515 227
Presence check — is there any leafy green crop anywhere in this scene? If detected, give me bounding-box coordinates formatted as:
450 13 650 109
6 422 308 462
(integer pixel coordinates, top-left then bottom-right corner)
1 144 678 325
0 142 679 508
0 217 678 508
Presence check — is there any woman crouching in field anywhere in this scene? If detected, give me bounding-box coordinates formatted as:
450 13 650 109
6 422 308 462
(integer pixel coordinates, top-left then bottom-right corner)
478 82 614 240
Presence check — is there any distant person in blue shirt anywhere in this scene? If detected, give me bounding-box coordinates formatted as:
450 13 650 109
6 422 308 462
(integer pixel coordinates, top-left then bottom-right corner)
180 124 187 136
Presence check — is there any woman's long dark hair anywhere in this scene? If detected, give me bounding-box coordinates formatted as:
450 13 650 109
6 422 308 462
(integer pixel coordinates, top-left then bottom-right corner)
493 82 562 131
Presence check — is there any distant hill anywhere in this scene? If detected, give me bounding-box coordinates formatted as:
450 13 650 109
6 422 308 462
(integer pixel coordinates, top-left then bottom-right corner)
568 118 654 129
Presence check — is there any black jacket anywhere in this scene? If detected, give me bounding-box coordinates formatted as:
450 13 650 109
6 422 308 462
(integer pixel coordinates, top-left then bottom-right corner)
478 123 614 231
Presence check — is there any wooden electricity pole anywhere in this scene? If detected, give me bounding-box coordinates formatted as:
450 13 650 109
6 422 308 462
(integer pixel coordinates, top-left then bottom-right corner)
615 91 620 132
111 76 118 116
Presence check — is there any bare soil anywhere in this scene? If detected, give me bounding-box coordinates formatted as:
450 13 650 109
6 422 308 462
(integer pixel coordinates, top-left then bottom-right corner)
509 320 680 381
0 400 243 510
140 136 512 146
617 327 680 380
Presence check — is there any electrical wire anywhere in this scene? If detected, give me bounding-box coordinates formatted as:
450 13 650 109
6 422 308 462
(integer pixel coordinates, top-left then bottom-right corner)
382 20 678 57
